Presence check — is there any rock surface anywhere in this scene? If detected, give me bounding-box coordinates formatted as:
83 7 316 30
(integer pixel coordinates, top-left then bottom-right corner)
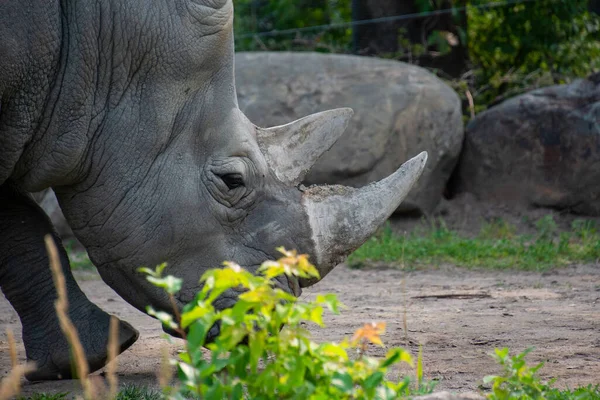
455 74 600 215
236 52 463 214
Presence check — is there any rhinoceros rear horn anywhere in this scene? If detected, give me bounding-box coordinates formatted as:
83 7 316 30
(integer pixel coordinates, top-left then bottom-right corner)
299 151 428 287
256 108 353 185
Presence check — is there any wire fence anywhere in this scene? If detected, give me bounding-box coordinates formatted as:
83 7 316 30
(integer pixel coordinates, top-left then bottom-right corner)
236 0 556 39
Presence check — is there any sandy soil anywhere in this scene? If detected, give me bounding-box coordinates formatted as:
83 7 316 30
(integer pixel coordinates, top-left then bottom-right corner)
1 261 599 397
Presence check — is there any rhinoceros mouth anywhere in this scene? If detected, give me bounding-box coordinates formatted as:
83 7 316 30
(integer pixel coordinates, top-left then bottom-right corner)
175 265 301 309
168 272 297 343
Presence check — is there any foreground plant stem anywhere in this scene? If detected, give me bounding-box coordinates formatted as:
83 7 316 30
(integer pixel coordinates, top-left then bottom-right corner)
45 235 93 399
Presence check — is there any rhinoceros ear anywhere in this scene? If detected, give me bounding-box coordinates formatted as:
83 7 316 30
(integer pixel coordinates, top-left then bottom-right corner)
256 108 353 185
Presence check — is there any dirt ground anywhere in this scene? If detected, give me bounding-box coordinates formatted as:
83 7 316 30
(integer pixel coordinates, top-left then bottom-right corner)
2 197 600 396
1 261 599 397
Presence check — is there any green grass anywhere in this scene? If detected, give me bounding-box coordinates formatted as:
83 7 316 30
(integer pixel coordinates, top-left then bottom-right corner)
18 385 162 400
114 385 162 400
64 240 94 270
349 217 600 271
545 385 600 400
18 393 68 400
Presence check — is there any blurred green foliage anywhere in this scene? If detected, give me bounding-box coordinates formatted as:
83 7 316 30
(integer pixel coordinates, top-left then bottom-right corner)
234 0 352 52
463 0 600 115
468 0 599 77
233 0 599 117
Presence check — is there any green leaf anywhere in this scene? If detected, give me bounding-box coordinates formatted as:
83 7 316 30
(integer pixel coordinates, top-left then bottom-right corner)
181 303 213 328
483 375 500 384
187 319 210 350
331 372 353 393
318 343 348 361
177 361 198 384
204 382 224 400
316 293 342 314
146 275 182 295
249 331 266 373
364 371 384 390
146 306 178 330
376 385 397 400
381 348 413 368
231 383 243 400
137 263 168 278
137 267 158 277
308 306 324 326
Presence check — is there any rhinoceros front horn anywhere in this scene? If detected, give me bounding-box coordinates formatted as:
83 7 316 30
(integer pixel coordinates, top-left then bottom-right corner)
299 151 428 287
256 108 353 185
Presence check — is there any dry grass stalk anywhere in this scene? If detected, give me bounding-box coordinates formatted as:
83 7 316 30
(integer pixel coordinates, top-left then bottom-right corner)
0 364 35 400
465 89 476 119
158 344 174 389
106 316 120 399
402 278 408 341
400 232 409 341
44 235 94 399
0 329 35 400
5 329 17 369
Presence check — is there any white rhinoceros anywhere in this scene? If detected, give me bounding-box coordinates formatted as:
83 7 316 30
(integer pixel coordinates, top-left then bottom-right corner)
0 0 427 380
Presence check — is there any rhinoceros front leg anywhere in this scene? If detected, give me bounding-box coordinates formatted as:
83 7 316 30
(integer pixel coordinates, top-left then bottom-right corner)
0 182 139 380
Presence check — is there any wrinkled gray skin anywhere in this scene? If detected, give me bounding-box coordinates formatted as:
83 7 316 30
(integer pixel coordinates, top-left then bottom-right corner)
0 0 426 381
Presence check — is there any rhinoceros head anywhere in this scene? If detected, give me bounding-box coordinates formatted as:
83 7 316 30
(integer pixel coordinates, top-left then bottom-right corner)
40 0 427 334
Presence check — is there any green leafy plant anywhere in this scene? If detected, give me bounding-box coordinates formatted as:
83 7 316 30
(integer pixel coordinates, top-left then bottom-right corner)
485 348 548 399
140 248 432 400
484 348 600 400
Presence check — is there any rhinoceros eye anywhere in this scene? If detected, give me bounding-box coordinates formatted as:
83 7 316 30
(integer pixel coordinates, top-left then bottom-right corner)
219 173 244 190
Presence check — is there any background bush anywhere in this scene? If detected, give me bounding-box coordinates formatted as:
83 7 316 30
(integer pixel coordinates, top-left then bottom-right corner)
234 0 352 52
234 0 600 118
465 0 600 114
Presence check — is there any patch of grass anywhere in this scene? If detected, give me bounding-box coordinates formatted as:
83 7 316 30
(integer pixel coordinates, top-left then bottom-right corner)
349 217 600 271
17 386 162 400
64 240 94 270
18 393 68 400
114 385 162 400
547 386 600 400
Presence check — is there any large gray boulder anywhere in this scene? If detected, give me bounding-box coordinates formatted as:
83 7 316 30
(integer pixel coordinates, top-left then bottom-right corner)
455 74 600 215
235 52 463 214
